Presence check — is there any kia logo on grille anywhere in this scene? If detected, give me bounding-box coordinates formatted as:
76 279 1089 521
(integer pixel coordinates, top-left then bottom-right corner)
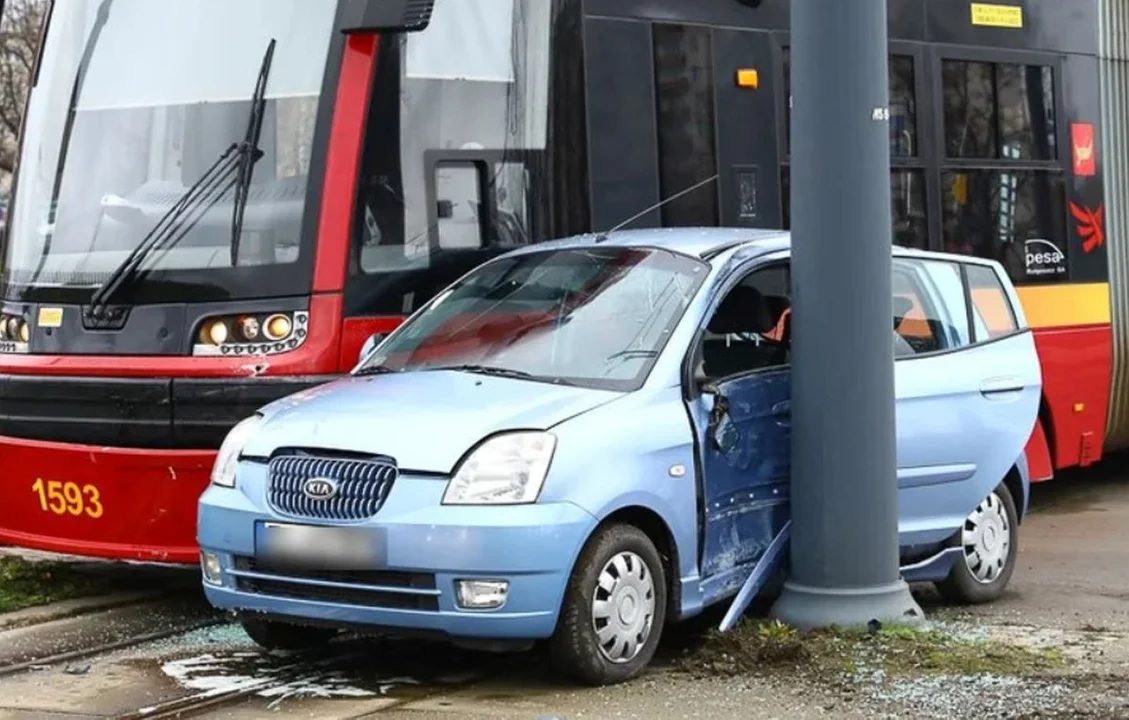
302 477 338 501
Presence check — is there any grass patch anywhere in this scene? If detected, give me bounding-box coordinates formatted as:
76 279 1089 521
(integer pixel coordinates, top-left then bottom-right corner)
672 618 1066 682
0 555 116 613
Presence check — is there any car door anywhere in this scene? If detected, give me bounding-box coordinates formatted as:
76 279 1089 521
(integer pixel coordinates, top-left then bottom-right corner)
686 262 792 606
891 256 1040 546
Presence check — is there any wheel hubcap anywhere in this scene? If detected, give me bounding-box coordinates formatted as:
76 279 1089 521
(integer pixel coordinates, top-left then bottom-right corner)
591 551 656 664
961 492 1011 584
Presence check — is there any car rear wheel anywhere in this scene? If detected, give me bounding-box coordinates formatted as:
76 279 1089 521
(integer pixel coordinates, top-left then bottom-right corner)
240 618 338 651
936 482 1019 604
549 524 667 686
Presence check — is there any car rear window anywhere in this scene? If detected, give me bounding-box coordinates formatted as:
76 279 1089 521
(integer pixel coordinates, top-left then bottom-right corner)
965 264 1018 340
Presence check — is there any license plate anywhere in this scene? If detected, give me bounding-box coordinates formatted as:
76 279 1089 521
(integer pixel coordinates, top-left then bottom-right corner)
256 522 385 571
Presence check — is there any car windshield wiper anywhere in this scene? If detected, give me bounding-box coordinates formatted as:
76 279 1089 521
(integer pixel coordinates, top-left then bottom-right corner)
425 364 536 380
353 364 398 377
604 349 659 362
86 39 277 320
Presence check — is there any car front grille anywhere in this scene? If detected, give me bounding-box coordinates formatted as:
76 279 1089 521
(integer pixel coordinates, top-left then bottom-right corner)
232 556 439 611
266 452 398 522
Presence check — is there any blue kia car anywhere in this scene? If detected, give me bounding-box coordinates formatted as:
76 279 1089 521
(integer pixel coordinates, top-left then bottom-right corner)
198 228 1041 685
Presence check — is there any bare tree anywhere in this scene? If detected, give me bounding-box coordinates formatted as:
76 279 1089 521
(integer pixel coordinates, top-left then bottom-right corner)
0 0 47 180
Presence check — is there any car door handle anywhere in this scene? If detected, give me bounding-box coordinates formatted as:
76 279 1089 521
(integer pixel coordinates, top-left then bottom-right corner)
979 377 1024 397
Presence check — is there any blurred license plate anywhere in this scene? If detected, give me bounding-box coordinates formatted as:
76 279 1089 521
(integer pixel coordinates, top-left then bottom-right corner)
256 522 383 571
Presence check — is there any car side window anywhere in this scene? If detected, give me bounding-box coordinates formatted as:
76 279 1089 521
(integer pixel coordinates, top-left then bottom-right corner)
892 258 971 357
965 263 1019 341
698 264 792 380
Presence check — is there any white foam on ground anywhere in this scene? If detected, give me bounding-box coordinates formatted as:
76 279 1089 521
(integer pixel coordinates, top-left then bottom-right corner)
159 651 420 704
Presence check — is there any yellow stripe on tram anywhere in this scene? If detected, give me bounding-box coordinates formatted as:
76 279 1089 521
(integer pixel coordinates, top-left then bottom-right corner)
1015 283 1111 329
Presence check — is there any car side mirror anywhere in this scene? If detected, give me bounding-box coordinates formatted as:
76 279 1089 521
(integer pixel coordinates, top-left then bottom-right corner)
358 332 386 365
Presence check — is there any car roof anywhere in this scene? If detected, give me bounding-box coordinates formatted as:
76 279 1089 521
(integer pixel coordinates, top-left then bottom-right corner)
506 227 1002 269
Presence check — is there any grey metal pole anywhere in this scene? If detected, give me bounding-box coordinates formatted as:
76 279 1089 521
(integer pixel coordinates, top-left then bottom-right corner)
770 0 923 629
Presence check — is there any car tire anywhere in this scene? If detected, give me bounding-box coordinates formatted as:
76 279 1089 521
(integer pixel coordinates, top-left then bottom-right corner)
549 524 667 686
240 618 338 651
936 481 1019 604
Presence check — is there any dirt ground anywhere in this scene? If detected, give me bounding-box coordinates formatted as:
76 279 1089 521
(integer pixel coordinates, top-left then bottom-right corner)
3 462 1129 719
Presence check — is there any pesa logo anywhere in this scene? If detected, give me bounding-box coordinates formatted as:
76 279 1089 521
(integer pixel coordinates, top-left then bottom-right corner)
1024 239 1066 277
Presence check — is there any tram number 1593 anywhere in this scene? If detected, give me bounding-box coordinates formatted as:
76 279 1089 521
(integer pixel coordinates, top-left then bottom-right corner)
31 479 104 519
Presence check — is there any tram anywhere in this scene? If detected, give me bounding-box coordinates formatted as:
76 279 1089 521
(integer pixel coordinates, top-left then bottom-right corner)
0 0 1123 562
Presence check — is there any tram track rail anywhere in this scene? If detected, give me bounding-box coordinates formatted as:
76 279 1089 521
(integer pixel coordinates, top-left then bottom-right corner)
0 615 226 679
0 589 225 678
110 649 374 720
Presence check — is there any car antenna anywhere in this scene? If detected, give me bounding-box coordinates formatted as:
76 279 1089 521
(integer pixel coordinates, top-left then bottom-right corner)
593 174 719 243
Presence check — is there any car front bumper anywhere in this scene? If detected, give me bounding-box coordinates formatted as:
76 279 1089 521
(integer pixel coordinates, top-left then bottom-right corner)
197 462 598 640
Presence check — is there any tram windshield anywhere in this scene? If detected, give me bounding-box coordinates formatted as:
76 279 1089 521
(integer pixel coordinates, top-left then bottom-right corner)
2 0 336 303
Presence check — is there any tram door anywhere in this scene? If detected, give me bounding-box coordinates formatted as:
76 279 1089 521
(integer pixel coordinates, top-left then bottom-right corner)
583 18 783 231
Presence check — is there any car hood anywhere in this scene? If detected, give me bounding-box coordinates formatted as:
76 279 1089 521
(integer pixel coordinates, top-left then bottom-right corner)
244 371 623 474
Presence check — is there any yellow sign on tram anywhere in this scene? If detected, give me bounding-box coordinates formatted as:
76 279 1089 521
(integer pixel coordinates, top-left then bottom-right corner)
970 3 1024 28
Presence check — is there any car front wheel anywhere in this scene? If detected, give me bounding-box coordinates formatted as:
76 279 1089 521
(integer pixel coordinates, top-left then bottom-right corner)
240 618 338 651
936 482 1019 604
549 524 667 686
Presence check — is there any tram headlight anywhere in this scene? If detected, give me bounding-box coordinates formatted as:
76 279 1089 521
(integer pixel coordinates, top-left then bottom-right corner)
201 319 229 346
192 311 308 357
211 415 262 488
263 314 292 341
237 316 260 341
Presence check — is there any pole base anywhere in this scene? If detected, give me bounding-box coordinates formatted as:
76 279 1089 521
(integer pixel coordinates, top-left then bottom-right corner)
769 579 924 630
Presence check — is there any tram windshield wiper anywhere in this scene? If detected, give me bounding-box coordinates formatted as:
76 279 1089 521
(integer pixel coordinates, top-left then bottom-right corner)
86 39 277 320
230 39 277 267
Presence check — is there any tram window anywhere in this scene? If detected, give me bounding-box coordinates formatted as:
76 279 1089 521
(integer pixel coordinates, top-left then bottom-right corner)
783 50 917 158
965 263 1019 340
347 0 561 317
942 60 1057 161
892 170 927 250
997 64 1057 161
889 56 917 157
653 23 720 227
941 170 1067 282
780 167 928 250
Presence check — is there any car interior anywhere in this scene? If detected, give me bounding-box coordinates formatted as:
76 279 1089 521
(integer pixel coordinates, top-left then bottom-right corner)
698 282 792 380
695 262 965 382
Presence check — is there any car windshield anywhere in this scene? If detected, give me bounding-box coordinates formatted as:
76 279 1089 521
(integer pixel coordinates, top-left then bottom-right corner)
3 0 335 303
360 246 709 391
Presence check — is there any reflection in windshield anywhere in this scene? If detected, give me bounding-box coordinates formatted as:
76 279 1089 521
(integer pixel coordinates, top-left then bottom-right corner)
3 0 334 299
360 246 708 392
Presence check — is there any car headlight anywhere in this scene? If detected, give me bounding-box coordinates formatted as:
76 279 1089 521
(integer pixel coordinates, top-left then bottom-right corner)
210 415 263 488
442 431 556 505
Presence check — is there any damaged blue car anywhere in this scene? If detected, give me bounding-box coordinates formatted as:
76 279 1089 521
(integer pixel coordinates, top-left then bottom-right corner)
197 228 1042 685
